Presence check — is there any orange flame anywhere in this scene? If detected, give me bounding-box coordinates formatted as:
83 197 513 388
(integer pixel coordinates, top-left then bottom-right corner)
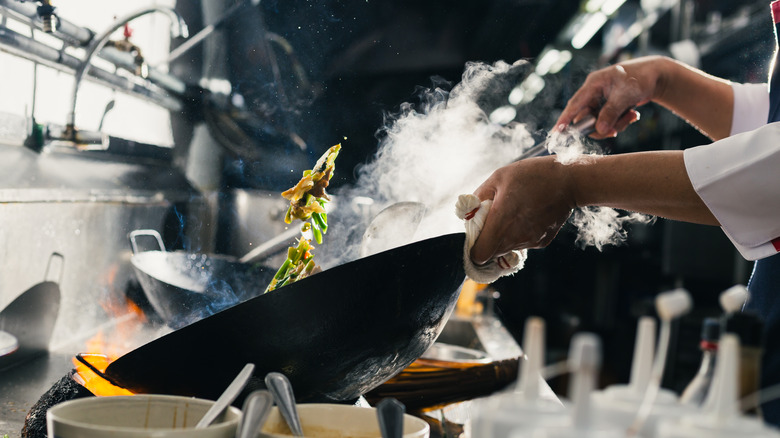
72 353 134 396
74 270 148 396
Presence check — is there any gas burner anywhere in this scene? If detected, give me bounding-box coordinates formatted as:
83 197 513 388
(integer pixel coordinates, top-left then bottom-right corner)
22 371 93 438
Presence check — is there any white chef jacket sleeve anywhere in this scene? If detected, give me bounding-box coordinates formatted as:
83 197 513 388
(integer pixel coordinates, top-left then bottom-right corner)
684 82 780 260
730 82 770 135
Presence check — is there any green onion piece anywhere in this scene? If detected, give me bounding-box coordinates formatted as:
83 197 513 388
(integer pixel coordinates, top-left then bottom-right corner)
312 212 328 233
304 258 316 274
311 222 323 244
273 259 292 280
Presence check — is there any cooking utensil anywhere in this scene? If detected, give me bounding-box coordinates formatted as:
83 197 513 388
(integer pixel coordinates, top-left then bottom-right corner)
0 252 63 370
377 398 405 438
512 115 597 162
238 227 302 264
265 372 303 436
236 390 274 438
128 230 278 329
360 201 427 258
197 363 256 429
365 357 519 412
105 232 466 403
0 331 18 357
418 342 492 366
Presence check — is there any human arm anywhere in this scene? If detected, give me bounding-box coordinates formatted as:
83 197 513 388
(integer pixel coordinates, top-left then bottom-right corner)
469 151 718 265
555 56 734 141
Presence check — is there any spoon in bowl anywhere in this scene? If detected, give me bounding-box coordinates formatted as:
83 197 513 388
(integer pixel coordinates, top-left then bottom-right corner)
265 372 304 436
196 363 255 429
236 390 274 438
377 398 405 438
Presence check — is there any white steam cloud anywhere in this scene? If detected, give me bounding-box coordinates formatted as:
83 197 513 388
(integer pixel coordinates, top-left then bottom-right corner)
546 126 655 250
570 207 655 251
321 59 651 267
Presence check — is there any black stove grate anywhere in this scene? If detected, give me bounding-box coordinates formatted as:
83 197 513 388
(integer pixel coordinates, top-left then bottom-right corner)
22 371 94 438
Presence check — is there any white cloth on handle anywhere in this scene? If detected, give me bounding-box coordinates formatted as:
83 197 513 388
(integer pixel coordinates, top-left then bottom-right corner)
455 194 526 284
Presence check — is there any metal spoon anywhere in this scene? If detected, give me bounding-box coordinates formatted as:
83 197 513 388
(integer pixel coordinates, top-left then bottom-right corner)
377 398 405 438
196 363 255 429
360 201 427 258
264 372 303 436
236 390 274 438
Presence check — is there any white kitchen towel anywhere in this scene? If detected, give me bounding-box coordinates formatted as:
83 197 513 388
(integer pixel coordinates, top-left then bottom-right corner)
455 194 526 284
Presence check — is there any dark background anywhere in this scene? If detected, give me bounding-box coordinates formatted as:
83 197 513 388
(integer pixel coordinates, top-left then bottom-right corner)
176 0 776 396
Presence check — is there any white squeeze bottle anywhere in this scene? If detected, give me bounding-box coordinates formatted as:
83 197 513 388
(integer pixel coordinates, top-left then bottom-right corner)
519 332 624 438
679 285 747 408
469 317 565 438
592 314 694 437
655 333 780 438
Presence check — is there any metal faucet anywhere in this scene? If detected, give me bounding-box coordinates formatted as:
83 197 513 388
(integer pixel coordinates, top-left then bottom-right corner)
64 6 188 145
34 0 57 33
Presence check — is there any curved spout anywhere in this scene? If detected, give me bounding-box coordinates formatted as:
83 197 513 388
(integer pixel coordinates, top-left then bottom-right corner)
66 6 188 137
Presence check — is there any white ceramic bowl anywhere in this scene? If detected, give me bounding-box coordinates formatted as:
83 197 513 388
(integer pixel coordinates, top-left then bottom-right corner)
47 394 241 438
260 403 430 438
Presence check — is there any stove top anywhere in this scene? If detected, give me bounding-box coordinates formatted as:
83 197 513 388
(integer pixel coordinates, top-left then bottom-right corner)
0 352 76 437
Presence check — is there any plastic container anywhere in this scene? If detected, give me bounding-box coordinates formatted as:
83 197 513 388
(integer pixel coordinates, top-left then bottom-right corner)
47 395 241 438
656 334 780 438
469 317 566 438
679 317 720 406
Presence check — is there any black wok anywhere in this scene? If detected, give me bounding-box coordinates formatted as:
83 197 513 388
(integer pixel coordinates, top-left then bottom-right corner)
105 232 466 403
128 230 276 329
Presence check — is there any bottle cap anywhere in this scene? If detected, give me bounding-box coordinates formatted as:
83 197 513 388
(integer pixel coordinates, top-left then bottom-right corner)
719 285 748 313
701 317 721 344
655 289 692 321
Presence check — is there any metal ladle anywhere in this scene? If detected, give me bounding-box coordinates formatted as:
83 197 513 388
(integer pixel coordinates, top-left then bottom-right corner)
377 398 405 438
265 372 303 436
360 201 427 258
236 390 274 438
196 363 255 429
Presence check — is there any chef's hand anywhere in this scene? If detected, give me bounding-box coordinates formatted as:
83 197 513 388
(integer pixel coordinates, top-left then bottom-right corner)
469 156 575 265
556 56 669 139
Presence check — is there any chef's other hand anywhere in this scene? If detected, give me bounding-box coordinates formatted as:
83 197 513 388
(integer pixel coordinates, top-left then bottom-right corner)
470 156 576 265
556 56 669 139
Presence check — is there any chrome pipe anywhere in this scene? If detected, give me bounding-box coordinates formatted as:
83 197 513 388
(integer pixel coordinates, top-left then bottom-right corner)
67 7 189 133
0 0 92 46
0 25 181 111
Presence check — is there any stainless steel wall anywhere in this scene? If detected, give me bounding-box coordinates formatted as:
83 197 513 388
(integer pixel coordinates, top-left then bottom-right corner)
0 143 209 357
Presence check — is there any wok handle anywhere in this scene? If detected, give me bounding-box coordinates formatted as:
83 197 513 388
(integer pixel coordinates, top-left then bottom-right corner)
128 229 166 254
44 252 65 284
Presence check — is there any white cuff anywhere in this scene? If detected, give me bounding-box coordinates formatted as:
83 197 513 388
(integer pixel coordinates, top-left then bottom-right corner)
730 82 769 136
684 123 780 260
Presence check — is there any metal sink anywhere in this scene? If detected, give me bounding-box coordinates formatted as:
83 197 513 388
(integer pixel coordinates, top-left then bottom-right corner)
435 316 522 361
436 317 486 352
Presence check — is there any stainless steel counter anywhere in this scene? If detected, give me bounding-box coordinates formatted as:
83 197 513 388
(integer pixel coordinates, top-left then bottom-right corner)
0 353 75 437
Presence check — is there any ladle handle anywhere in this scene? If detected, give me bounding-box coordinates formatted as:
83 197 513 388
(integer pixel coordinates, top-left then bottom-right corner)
265 372 304 436
196 363 255 429
237 390 274 438
377 398 405 438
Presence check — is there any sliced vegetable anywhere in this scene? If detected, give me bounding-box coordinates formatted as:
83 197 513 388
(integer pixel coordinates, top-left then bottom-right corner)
265 144 341 293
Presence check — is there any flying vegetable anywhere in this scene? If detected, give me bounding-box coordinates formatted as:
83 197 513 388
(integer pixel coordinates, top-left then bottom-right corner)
266 144 341 292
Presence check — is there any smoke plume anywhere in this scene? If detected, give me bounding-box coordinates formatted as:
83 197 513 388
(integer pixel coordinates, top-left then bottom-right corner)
321 59 649 267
